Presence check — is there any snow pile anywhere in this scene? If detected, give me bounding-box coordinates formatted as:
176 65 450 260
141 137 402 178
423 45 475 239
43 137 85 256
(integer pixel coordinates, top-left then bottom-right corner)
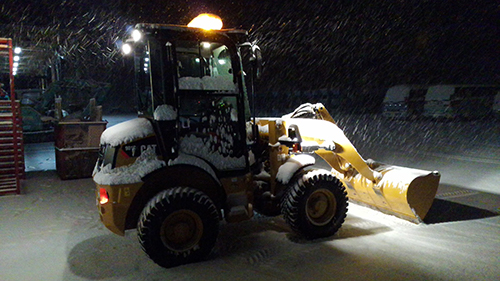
255 118 285 136
178 76 236 91
283 118 345 146
178 77 203 89
282 103 325 119
258 123 269 135
248 150 256 166
230 108 238 121
154 105 177 121
100 118 154 146
179 134 246 171
276 154 315 184
93 147 165 185
377 165 437 194
202 76 236 91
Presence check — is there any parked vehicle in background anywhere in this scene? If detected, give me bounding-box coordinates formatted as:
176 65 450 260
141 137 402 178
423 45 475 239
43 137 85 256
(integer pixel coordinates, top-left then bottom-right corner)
422 85 454 119
424 85 500 120
383 84 499 120
382 85 428 119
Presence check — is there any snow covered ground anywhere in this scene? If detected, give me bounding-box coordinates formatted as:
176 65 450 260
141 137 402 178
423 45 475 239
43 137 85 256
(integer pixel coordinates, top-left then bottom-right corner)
332 114 500 196
1 113 499 280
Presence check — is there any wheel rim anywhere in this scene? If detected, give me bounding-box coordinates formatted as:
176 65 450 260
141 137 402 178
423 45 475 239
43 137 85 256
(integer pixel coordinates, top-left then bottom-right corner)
306 188 337 226
160 209 203 252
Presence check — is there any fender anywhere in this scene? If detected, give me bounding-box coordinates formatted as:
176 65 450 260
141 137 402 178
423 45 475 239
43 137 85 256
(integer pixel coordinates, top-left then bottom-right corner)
124 155 225 230
276 154 315 185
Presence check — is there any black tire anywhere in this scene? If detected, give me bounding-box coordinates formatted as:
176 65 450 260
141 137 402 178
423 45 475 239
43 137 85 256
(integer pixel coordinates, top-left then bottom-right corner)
138 187 219 268
281 170 348 240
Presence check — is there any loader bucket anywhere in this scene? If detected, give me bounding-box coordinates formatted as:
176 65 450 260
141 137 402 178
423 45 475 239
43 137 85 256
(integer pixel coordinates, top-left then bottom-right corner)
331 163 440 223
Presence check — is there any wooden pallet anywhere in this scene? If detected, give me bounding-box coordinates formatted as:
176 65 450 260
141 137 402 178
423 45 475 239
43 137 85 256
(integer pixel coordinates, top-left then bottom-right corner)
0 38 24 195
0 100 24 195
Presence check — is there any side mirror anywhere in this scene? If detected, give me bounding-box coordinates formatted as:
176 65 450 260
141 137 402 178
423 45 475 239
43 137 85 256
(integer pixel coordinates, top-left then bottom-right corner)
252 45 263 80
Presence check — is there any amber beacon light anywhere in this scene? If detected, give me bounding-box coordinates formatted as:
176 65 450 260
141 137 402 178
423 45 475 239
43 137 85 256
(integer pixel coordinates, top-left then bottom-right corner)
188 14 223 30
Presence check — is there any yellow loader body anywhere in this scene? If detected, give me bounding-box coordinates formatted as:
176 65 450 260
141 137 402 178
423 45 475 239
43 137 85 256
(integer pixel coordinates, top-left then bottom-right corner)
281 104 440 222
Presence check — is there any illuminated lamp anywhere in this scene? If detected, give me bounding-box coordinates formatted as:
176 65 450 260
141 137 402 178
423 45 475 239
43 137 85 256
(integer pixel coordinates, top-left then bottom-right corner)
99 188 109 204
122 43 132 55
131 29 142 42
188 13 223 30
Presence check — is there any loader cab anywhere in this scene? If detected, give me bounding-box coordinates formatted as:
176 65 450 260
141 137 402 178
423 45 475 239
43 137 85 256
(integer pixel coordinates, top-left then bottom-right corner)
127 23 258 173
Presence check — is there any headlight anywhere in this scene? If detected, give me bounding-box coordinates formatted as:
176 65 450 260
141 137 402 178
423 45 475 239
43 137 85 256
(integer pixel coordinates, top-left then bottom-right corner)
122 43 132 55
131 29 142 42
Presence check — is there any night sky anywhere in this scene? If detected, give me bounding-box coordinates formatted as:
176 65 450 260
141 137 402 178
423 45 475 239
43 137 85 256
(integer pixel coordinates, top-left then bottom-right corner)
1 0 499 111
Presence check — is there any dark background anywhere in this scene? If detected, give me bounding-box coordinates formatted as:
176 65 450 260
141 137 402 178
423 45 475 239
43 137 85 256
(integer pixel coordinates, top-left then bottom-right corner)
1 0 499 113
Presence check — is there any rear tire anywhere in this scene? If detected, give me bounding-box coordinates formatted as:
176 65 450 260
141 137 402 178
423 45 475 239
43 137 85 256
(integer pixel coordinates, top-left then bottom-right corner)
138 187 219 268
281 170 348 239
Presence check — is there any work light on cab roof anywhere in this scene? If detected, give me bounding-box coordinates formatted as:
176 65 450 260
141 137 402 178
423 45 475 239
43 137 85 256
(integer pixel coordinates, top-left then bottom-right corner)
121 28 142 55
188 13 223 30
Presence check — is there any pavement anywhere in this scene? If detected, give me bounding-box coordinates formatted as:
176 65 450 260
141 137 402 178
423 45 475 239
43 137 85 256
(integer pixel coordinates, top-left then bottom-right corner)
0 169 498 281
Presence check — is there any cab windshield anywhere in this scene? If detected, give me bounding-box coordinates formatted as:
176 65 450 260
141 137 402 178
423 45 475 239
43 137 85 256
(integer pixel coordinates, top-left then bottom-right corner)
176 41 236 92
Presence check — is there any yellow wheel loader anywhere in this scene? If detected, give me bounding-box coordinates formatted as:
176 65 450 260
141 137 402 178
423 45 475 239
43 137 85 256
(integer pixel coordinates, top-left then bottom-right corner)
94 14 440 268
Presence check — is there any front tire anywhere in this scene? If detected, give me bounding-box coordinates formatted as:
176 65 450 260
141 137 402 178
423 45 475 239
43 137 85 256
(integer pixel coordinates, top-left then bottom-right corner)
138 187 219 268
281 170 348 239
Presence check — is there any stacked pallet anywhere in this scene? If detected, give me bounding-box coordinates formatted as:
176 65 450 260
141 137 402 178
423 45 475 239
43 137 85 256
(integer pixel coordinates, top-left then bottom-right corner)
0 100 24 195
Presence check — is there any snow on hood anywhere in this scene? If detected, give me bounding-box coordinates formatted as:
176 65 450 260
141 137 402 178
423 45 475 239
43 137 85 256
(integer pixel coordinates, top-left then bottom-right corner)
282 103 325 119
100 118 154 146
154 104 177 121
282 118 345 145
93 147 165 185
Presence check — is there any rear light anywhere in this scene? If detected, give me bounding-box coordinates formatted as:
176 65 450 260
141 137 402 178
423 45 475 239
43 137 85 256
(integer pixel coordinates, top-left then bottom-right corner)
292 143 301 152
99 188 109 205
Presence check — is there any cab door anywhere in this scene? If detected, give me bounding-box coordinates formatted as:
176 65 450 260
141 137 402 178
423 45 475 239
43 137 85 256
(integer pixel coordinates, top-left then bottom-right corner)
174 39 248 172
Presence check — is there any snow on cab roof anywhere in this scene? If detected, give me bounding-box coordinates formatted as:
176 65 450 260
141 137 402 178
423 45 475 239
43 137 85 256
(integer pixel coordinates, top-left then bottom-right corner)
100 118 154 147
